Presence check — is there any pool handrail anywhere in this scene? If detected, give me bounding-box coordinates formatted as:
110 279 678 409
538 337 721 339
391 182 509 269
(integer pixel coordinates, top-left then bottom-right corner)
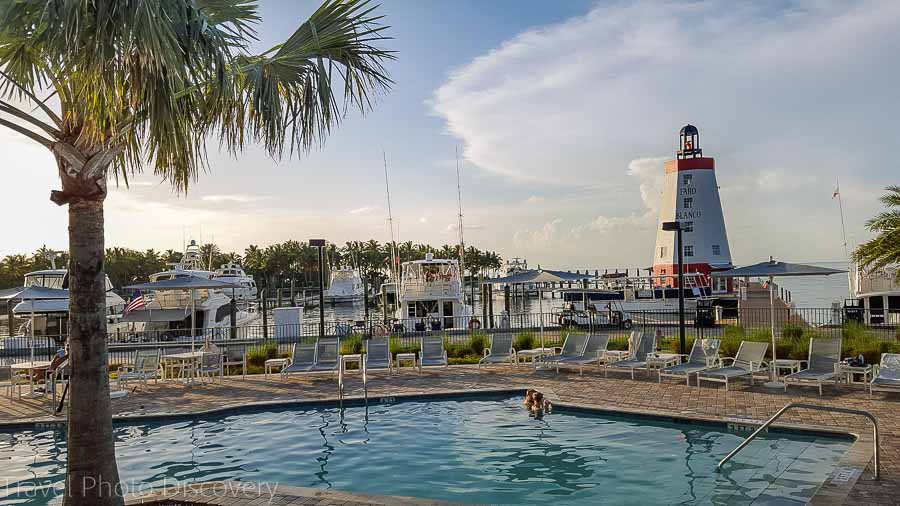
716 402 879 479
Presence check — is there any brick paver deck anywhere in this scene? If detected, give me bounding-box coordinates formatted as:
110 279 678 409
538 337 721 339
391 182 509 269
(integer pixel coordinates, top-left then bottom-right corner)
4 365 898 505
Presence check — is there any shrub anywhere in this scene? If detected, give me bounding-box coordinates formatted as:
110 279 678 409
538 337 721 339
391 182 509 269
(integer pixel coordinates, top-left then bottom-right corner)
607 338 629 351
469 332 489 356
390 337 420 355
340 334 363 355
513 331 535 351
247 340 278 368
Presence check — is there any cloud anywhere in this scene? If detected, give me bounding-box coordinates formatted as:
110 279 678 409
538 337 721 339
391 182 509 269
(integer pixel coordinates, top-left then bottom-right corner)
443 223 486 233
431 0 898 262
418 217 429 224
514 218 564 248
349 205 381 215
525 195 545 204
201 194 271 204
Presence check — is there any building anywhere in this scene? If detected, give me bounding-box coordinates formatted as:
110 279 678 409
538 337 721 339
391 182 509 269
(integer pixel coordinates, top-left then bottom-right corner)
652 125 733 293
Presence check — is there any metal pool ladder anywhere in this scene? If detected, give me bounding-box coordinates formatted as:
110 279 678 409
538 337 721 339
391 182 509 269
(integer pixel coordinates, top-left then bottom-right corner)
717 402 879 480
337 355 368 404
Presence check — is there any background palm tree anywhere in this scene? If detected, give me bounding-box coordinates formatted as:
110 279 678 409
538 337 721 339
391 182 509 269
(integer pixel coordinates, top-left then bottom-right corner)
854 185 900 276
0 1 393 504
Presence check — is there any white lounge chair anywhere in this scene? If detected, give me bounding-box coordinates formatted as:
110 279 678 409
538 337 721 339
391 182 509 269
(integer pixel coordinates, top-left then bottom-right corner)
117 349 161 389
698 341 769 391
479 333 517 367
222 346 247 378
364 337 393 373
605 332 656 379
539 333 588 369
658 338 721 386
310 338 340 373
281 342 317 377
870 353 900 394
419 336 448 371
783 338 842 395
552 334 610 375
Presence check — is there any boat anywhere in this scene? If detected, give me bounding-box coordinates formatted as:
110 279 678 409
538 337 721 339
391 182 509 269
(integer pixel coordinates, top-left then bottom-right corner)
117 241 260 341
324 268 365 303
395 253 473 331
556 272 714 326
213 262 258 301
7 267 127 343
505 257 528 276
842 264 900 326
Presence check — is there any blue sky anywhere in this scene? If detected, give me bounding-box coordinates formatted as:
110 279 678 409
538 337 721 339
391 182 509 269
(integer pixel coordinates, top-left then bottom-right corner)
4 0 897 269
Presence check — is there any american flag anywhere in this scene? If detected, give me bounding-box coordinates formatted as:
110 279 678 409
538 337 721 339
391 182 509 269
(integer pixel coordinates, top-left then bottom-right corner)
124 293 145 315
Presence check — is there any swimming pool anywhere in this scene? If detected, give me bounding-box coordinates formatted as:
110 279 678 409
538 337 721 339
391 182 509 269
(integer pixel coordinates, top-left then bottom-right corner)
0 394 851 505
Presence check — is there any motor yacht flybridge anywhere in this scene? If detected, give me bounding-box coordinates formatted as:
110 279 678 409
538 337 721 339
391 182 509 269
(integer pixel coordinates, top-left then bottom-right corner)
119 240 259 341
844 264 900 326
396 253 473 331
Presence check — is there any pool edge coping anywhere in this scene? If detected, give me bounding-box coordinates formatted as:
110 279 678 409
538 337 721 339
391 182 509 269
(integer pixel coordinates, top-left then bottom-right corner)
14 384 874 506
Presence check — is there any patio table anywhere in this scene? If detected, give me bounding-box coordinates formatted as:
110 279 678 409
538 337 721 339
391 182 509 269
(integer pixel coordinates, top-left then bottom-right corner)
161 351 206 383
10 361 51 398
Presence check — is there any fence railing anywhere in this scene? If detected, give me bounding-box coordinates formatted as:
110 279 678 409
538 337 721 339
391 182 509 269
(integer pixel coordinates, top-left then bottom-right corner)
1 307 897 365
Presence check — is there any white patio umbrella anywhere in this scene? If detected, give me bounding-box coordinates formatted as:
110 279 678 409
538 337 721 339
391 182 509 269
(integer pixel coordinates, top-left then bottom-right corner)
125 277 239 351
0 286 70 363
713 257 845 387
484 269 592 355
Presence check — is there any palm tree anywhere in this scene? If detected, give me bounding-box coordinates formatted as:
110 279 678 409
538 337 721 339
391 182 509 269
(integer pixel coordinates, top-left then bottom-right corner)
0 1 392 504
854 185 900 275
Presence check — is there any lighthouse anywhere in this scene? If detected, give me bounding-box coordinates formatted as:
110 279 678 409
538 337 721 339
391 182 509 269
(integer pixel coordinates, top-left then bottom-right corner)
652 125 733 292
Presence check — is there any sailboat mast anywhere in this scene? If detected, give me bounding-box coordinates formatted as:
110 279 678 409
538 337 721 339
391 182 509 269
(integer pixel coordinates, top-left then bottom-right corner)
835 179 852 297
383 150 398 281
455 146 466 279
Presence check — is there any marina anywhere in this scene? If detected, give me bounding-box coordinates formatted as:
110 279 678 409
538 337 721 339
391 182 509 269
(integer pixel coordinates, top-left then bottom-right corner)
0 2 896 505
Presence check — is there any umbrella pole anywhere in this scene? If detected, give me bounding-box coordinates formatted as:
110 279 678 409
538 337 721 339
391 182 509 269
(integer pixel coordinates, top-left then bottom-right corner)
764 275 784 388
30 301 35 364
539 286 545 353
191 289 196 352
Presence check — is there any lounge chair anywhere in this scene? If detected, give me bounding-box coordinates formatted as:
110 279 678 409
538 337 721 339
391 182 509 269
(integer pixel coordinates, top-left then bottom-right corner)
310 338 340 373
0 364 30 398
539 333 588 369
117 349 161 389
552 334 611 375
281 342 317 376
658 339 721 386
479 333 517 367
364 337 393 373
870 353 900 394
419 336 448 371
605 332 656 379
698 341 769 391
783 338 842 395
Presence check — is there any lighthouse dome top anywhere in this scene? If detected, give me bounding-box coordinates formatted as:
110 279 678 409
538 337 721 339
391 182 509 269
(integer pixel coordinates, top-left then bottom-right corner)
679 124 699 136
677 123 702 159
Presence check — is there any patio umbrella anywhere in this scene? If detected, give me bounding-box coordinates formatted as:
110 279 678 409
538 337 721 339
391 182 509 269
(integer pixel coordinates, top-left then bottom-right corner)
484 269 592 355
0 286 70 363
126 277 239 351
713 257 845 387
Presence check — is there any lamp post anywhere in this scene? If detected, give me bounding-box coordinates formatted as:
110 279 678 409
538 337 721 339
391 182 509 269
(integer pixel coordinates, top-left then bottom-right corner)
662 221 686 355
310 239 327 338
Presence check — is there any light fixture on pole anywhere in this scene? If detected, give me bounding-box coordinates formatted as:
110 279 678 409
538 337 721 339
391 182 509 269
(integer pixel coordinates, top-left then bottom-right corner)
662 221 687 355
309 239 327 338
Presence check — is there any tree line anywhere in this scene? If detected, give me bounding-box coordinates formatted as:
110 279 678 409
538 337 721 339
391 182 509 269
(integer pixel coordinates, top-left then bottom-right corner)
1 240 504 292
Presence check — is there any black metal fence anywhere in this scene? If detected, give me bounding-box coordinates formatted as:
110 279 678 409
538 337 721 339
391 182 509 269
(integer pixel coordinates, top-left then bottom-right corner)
1 307 898 366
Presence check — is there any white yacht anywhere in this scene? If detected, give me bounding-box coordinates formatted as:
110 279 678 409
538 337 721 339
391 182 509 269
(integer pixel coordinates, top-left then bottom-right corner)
11 269 127 337
324 268 365 303
505 257 528 276
213 262 258 301
395 253 473 330
843 264 900 325
118 241 259 341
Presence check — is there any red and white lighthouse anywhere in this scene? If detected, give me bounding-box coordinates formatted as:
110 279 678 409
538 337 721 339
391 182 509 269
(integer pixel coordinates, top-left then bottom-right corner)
652 125 733 292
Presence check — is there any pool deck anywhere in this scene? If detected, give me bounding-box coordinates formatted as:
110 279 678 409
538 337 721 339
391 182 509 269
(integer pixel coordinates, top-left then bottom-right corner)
4 364 899 505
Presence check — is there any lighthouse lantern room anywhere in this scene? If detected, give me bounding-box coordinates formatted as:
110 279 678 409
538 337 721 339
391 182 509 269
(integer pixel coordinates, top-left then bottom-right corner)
652 125 733 292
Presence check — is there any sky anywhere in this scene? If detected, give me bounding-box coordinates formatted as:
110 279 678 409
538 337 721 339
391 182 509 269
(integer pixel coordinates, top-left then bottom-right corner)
3 0 897 270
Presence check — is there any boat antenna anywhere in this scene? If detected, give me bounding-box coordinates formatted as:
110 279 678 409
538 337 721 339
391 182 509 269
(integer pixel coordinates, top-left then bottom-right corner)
383 149 398 281
455 146 466 278
834 179 852 297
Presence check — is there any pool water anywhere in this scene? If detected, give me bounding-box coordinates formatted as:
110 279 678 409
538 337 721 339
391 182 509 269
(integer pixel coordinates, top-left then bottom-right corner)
0 395 851 505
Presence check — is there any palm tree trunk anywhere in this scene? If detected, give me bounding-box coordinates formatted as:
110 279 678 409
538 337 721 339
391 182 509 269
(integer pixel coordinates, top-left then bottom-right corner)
64 198 122 506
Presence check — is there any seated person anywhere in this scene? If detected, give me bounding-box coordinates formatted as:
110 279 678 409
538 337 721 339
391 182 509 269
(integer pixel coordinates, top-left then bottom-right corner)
523 389 537 409
531 391 552 414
